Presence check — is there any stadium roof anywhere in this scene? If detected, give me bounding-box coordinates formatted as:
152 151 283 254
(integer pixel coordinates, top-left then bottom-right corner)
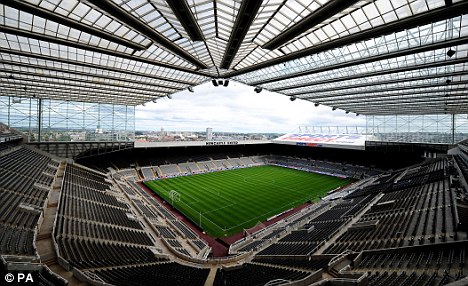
0 0 467 114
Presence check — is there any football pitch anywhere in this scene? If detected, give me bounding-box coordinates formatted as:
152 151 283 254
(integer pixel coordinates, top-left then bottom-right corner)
144 165 351 237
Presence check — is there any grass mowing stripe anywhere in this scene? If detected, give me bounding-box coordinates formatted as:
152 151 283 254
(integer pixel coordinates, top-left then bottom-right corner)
144 165 351 237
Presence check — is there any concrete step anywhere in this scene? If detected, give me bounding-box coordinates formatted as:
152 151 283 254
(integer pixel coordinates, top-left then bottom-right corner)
37 232 52 241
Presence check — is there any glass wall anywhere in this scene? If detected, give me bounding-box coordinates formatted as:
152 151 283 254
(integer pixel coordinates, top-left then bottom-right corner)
298 115 468 144
0 96 135 142
366 114 468 144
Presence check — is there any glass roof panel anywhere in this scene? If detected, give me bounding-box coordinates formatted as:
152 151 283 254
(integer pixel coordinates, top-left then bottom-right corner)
0 0 466 111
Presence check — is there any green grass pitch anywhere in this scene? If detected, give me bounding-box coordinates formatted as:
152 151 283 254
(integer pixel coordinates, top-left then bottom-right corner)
144 165 351 237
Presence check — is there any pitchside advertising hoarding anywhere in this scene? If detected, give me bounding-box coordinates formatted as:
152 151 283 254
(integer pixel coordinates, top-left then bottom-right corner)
273 133 368 150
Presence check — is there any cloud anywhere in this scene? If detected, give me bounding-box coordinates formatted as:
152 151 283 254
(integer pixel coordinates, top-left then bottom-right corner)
135 81 365 133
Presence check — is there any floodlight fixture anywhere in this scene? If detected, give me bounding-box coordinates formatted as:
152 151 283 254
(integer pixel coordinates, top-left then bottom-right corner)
167 94 172 99
356 113 360 116
223 80 229 87
212 79 219 86
332 107 337 111
314 102 320 107
345 111 349 114
218 80 223 86
290 96 296 101
447 49 456 58
187 86 194 92
254 86 262 93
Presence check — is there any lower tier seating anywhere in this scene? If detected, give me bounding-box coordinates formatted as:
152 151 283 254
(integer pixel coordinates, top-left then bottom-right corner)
213 264 311 286
56 237 158 269
94 262 209 286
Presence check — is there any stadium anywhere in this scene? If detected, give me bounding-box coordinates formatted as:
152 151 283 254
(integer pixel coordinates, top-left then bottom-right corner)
1 0 468 285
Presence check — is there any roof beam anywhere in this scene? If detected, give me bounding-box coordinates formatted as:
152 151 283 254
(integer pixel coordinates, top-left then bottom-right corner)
331 95 468 108
0 71 168 97
285 70 468 95
269 56 468 92
166 0 204 41
320 88 468 105
298 80 468 100
262 0 360 50
343 102 468 112
0 0 145 51
220 0 263 69
0 77 166 98
332 105 468 116
0 60 179 92
228 1 468 77
85 0 207 69
213 0 219 38
253 37 468 86
347 108 466 115
331 101 468 114
0 86 146 105
0 48 195 85
0 26 206 76
0 83 154 101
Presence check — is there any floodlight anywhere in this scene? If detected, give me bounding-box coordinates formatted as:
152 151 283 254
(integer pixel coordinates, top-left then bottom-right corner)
345 111 349 114
314 102 320 107
290 96 296 101
212 79 219 87
167 94 172 99
187 86 194 92
152 99 157 103
332 107 337 111
356 113 360 116
223 80 229 87
218 80 223 86
254 86 262 93
447 49 455 58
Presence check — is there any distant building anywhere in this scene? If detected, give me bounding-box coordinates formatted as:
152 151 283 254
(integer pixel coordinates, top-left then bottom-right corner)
206 128 213 140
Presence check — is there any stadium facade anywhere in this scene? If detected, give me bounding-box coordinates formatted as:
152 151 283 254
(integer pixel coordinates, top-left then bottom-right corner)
1 1 468 285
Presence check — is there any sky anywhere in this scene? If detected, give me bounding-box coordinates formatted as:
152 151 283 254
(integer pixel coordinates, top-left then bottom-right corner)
135 81 365 133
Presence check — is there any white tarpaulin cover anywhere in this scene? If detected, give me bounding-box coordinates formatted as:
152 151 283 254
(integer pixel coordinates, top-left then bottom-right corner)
273 133 368 150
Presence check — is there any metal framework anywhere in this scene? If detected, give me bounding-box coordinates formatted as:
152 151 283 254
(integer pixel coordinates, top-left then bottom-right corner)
0 0 466 116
